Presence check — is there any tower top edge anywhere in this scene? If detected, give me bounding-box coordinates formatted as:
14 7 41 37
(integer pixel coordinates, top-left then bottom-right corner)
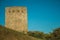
5 6 27 8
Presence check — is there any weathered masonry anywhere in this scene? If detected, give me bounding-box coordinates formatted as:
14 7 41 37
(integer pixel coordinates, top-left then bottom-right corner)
5 6 28 32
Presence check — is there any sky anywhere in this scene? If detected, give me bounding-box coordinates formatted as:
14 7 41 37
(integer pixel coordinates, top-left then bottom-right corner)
0 0 60 33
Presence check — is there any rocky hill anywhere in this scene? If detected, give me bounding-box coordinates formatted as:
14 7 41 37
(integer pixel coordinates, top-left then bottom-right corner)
0 25 43 40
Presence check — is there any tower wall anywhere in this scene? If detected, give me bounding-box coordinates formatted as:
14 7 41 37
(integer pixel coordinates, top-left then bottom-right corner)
5 6 28 32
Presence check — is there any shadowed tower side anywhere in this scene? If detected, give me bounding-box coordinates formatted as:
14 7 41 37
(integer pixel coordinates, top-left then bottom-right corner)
5 6 28 32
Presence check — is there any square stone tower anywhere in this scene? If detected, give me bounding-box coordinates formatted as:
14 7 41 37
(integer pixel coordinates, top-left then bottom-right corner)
5 6 28 32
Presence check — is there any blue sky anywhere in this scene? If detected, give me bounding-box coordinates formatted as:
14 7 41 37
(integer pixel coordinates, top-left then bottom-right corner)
0 0 60 33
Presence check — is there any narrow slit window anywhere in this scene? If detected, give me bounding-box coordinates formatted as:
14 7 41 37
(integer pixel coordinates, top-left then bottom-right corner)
12 10 15 13
9 10 11 13
21 10 24 13
17 10 20 13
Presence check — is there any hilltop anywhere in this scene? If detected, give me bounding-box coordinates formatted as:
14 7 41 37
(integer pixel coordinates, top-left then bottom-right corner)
0 25 60 40
0 25 43 40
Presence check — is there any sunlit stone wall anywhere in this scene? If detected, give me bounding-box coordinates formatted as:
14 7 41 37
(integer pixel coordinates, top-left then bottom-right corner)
5 6 28 32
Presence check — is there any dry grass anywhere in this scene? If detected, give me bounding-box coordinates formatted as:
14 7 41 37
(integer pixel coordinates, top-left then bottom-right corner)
0 25 43 40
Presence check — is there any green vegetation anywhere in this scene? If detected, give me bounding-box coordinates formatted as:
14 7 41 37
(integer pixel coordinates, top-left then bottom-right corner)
0 25 60 40
27 28 60 40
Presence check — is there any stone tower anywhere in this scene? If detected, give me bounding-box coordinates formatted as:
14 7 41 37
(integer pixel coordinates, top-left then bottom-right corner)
5 6 28 32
